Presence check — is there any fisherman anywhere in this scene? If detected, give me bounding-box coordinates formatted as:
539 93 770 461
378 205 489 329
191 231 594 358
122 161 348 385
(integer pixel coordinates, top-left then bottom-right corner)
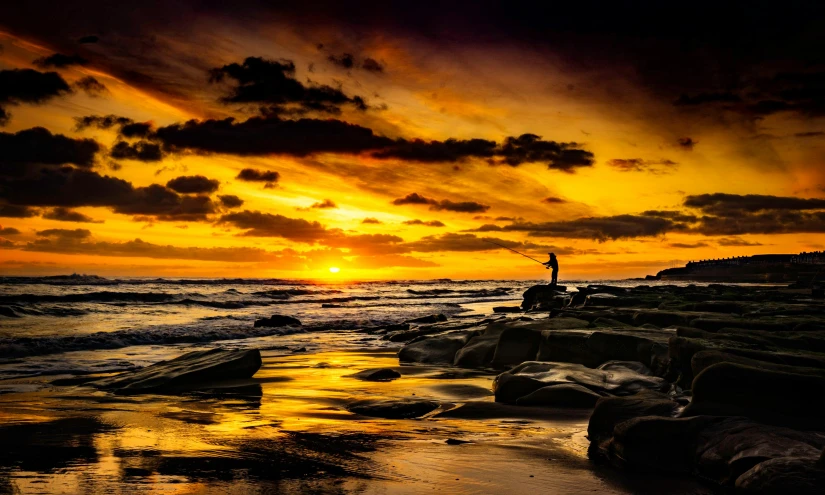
542 252 559 286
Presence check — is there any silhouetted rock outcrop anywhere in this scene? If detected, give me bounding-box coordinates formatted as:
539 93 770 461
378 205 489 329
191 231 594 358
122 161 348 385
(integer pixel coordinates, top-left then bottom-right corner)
254 314 302 327
92 348 262 394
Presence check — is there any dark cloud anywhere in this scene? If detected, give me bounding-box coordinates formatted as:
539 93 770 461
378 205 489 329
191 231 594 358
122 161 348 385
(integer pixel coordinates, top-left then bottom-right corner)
74 76 108 96
33 53 88 69
217 195 244 208
668 242 709 248
0 127 99 177
641 210 699 223
74 115 153 138
674 92 741 106
677 137 697 150
542 197 567 204
309 199 336 209
209 56 368 113
362 58 384 73
0 227 20 235
36 228 91 239
19 235 292 263
391 193 489 213
110 140 163 162
481 214 682 241
496 134 594 172
0 167 218 221
683 193 825 216
361 217 382 224
217 210 329 242
795 131 825 138
78 35 99 44
236 168 280 183
0 107 8 126
373 138 497 162
607 158 678 173
392 193 435 206
402 219 445 227
328 53 355 69
166 175 220 194
155 115 392 157
717 237 763 247
0 69 71 125
42 207 101 223
0 204 38 218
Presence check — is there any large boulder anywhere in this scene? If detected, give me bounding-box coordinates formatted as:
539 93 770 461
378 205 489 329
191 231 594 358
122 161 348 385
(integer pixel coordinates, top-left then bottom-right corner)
683 362 825 430
521 284 566 310
451 317 588 368
587 390 682 443
398 331 476 364
493 361 671 403
92 349 262 394
736 457 825 494
694 418 825 485
536 328 671 372
606 415 721 473
349 368 401 381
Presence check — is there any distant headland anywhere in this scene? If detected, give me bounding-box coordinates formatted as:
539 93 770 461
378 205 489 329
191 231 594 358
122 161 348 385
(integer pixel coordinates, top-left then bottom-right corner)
648 251 825 283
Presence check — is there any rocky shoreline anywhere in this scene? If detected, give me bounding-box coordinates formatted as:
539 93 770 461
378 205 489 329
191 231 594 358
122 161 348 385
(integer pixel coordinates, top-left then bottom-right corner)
391 283 825 493
41 282 825 492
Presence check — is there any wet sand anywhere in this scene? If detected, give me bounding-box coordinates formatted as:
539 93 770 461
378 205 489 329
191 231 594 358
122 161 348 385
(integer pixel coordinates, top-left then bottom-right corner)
0 341 716 494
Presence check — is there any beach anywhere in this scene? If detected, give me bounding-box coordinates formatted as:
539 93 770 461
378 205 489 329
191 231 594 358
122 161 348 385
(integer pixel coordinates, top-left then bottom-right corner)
0 277 727 494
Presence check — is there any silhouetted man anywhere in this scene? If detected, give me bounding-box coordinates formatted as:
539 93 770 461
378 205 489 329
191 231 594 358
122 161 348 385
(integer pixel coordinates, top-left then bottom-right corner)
543 252 559 286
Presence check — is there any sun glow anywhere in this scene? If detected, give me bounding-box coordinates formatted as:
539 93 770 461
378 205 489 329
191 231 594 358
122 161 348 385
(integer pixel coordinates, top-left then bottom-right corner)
329 267 341 273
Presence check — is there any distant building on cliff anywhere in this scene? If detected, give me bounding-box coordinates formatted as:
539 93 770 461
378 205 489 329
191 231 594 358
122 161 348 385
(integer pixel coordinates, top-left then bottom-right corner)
653 251 825 282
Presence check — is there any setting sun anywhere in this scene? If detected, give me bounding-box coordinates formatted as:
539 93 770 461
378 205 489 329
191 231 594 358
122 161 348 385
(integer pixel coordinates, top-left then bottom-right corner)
329 267 341 273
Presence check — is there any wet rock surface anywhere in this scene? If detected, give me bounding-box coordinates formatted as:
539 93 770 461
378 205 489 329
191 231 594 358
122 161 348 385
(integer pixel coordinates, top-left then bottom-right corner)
254 314 302 327
92 349 263 394
396 282 825 492
346 398 440 419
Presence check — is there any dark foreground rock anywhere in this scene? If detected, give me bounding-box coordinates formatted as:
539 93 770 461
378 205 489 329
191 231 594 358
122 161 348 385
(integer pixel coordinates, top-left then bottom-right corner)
349 368 401 381
493 361 671 404
398 331 477 364
347 398 440 419
92 349 262 394
254 314 302 327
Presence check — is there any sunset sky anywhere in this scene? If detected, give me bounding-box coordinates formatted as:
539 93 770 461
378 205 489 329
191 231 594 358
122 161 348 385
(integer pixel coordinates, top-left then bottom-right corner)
1 1 825 280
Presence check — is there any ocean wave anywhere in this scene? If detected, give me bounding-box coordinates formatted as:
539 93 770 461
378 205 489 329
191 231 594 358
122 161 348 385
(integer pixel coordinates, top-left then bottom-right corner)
0 323 308 359
0 291 178 304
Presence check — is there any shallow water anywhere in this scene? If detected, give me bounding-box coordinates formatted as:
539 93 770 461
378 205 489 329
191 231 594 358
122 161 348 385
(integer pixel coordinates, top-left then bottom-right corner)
0 347 716 494
0 277 729 493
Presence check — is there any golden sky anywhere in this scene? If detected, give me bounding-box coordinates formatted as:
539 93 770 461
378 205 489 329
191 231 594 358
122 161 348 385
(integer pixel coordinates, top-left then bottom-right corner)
1 2 825 280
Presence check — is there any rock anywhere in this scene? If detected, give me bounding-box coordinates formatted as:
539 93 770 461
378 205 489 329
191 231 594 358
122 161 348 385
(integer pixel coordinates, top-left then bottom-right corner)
587 390 682 443
350 368 401 381
451 317 587 368
694 418 825 485
398 331 476 364
490 326 543 367
493 306 522 313
445 438 471 445
493 361 671 404
347 398 439 419
606 415 723 473
254 314 302 327
405 314 448 324
515 383 603 407
92 349 262 394
521 284 567 310
691 349 825 380
631 310 707 328
683 362 825 430
690 318 790 333
535 328 671 372
736 457 825 494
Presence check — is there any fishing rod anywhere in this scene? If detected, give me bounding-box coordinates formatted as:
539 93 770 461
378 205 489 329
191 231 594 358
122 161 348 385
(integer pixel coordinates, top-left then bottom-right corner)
483 239 547 267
